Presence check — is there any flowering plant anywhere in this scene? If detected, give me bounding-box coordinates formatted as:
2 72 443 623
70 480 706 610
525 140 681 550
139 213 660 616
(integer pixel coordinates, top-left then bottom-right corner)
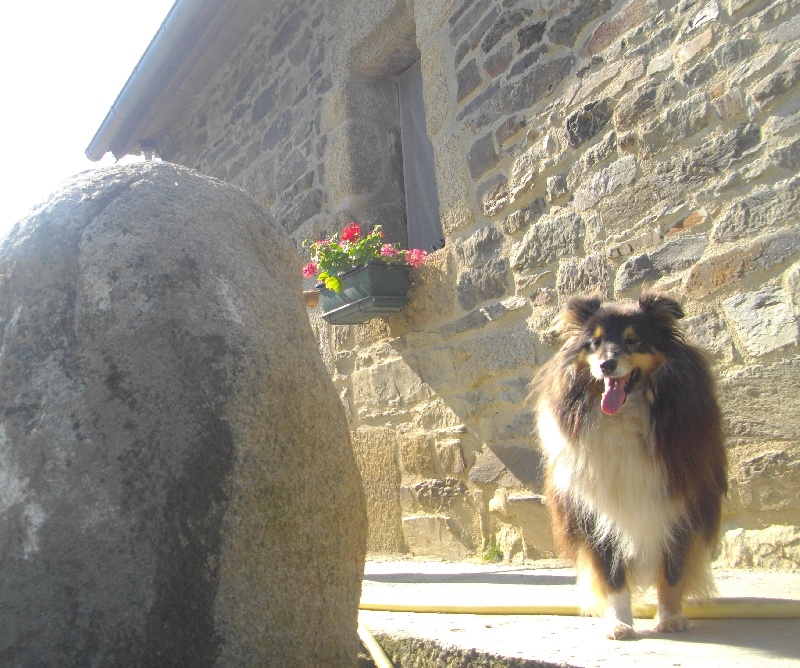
302 221 427 292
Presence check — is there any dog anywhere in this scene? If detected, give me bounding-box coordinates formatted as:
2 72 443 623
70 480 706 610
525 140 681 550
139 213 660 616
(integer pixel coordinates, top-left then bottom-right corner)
533 293 727 639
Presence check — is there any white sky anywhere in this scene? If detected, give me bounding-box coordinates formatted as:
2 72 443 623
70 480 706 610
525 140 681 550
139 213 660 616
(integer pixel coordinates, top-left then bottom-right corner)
0 1 176 238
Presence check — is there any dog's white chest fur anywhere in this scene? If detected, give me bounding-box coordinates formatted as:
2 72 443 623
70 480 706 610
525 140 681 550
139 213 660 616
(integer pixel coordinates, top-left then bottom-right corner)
538 393 683 582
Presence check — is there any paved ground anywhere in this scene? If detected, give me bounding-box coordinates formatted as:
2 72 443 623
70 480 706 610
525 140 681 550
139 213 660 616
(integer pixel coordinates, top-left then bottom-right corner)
359 559 800 667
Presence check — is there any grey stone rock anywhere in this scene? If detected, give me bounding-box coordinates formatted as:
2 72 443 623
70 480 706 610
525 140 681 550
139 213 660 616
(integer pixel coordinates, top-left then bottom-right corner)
468 445 543 487
511 211 585 274
613 75 676 131
752 49 800 109
457 58 483 102
467 132 499 179
457 259 509 311
481 8 533 53
719 358 800 447
641 93 710 156
556 254 611 301
0 164 366 666
565 98 614 148
402 515 473 559
713 177 800 242
722 287 798 358
251 80 279 125
572 155 637 210
518 21 547 50
717 526 800 571
548 0 613 46
649 233 708 272
615 253 661 295
455 225 503 268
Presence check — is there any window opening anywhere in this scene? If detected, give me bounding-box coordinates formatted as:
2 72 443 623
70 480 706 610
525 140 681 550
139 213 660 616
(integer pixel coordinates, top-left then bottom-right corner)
397 61 444 252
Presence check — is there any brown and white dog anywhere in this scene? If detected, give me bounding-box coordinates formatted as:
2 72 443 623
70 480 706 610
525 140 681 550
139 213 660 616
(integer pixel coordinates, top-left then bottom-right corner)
534 293 727 639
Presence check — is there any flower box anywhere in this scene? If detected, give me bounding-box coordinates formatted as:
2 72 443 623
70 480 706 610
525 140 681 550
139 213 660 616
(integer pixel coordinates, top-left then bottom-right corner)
319 262 411 325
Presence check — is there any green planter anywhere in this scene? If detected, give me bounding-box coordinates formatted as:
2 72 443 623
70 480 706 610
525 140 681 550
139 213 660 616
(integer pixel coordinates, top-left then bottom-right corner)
319 262 411 325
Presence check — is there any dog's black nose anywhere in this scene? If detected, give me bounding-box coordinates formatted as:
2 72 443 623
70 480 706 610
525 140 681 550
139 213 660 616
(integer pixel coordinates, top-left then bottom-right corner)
600 359 617 374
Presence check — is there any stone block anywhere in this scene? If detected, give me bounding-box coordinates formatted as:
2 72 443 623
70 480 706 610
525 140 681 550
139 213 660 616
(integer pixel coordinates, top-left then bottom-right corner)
326 121 387 205
501 198 547 235
614 77 676 131
402 516 474 559
572 155 637 210
732 451 800 515
413 0 455 43
479 174 510 217
400 433 438 475
615 254 661 295
785 261 800 317
454 225 503 268
548 0 613 47
482 8 533 53
0 164 366 666
468 445 542 488
456 322 538 388
456 259 509 311
718 358 800 447
565 98 614 148
556 254 611 301
508 145 540 201
683 310 735 361
717 526 800 571
467 132 499 179
321 77 399 132
436 439 466 474
713 177 800 242
352 357 431 411
676 27 713 65
510 211 585 274
752 49 800 109
432 132 476 235
640 93 710 156
414 478 470 513
583 0 659 57
457 58 483 102
684 229 800 298
420 41 451 137
722 287 798 357
351 427 406 554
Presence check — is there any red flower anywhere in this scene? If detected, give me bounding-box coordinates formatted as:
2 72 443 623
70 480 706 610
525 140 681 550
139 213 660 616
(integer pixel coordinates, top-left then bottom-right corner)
302 262 318 278
380 244 399 258
340 222 361 243
405 248 428 268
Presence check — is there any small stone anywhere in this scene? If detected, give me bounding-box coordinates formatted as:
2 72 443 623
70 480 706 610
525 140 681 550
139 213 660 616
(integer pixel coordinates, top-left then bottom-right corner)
722 287 799 357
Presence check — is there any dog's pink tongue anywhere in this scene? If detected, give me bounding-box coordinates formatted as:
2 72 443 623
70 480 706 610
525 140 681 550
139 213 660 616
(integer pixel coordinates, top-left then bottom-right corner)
601 377 626 415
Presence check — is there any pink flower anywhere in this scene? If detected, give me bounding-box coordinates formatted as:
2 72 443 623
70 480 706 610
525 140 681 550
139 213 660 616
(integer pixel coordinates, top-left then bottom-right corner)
405 248 428 268
380 244 399 258
302 262 318 278
340 222 361 243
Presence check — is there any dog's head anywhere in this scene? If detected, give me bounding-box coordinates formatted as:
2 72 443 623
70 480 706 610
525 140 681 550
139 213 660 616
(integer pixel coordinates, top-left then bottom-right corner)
554 293 685 415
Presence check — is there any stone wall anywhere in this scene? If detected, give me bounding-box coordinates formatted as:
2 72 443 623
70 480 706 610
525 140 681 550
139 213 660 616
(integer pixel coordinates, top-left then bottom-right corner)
162 0 800 566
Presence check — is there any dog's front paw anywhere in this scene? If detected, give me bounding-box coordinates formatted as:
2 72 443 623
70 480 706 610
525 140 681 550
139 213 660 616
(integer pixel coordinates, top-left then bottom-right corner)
606 621 635 640
655 613 688 633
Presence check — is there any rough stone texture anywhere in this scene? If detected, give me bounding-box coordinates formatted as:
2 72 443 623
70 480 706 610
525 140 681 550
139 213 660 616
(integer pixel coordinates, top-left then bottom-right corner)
351 427 407 553
144 0 800 565
0 164 366 665
717 526 800 571
402 515 473 559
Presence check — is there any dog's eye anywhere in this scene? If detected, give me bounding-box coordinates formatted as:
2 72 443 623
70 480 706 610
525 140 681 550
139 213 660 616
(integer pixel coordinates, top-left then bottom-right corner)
625 337 639 346
589 337 602 349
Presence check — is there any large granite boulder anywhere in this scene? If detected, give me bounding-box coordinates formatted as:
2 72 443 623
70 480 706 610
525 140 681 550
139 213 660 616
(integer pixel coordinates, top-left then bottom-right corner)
0 163 366 666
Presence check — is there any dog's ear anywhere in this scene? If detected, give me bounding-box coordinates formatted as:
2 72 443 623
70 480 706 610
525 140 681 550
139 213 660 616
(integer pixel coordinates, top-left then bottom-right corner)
554 294 602 340
638 292 684 323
